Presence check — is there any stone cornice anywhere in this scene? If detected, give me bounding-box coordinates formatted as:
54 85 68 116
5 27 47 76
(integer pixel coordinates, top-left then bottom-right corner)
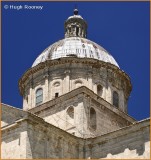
18 58 132 96
87 118 150 144
28 86 136 123
2 102 149 144
2 103 149 147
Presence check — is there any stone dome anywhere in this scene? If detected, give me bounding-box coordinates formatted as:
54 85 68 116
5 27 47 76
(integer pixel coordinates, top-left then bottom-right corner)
20 9 131 115
32 9 119 68
32 37 119 68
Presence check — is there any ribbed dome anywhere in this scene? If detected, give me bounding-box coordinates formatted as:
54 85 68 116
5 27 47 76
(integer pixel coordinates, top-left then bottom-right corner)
32 9 119 68
32 37 119 68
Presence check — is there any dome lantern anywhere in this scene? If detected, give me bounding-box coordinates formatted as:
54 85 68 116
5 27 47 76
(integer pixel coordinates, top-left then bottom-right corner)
64 9 87 38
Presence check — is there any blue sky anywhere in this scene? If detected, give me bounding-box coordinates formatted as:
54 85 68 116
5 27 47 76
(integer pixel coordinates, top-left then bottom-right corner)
2 1 150 121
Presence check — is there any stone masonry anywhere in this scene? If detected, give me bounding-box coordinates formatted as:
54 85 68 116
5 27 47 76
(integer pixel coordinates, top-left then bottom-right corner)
1 103 150 159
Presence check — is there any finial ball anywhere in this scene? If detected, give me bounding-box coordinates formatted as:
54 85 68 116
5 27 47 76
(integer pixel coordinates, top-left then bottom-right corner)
74 9 78 15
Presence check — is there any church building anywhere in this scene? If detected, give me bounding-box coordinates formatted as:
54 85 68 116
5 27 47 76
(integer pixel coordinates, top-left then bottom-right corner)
2 9 150 159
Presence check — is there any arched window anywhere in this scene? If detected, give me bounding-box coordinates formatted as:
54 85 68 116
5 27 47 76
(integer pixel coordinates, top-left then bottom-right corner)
36 88 43 105
97 85 103 97
113 91 119 108
90 107 97 131
66 106 74 129
69 27 71 32
76 27 79 36
67 106 74 119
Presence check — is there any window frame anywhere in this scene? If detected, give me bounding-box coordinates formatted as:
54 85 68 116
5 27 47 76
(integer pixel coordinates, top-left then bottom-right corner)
90 107 97 131
97 84 103 96
35 88 43 106
113 91 119 108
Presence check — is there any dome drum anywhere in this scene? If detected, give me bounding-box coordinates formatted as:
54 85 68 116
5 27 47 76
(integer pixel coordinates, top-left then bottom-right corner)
19 58 131 113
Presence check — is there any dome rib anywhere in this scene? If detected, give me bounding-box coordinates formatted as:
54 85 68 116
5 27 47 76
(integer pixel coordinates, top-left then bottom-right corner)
32 37 119 68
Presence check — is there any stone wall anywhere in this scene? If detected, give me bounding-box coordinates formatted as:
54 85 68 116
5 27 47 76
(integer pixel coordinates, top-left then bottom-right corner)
1 106 84 159
29 87 135 138
85 118 150 159
1 103 27 127
26 121 83 158
84 95 132 136
2 121 28 159
21 59 131 112
1 104 150 159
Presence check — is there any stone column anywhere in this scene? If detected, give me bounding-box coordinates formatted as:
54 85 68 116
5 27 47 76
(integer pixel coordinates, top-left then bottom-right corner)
64 70 70 93
82 30 84 37
31 84 35 109
85 144 93 159
23 96 27 110
44 74 49 102
28 80 34 109
79 27 81 36
102 86 106 100
49 76 52 100
78 143 84 158
124 97 128 113
88 73 92 90
119 90 124 112
20 122 31 158
76 98 88 138
28 87 32 109
93 83 97 94
106 83 112 104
